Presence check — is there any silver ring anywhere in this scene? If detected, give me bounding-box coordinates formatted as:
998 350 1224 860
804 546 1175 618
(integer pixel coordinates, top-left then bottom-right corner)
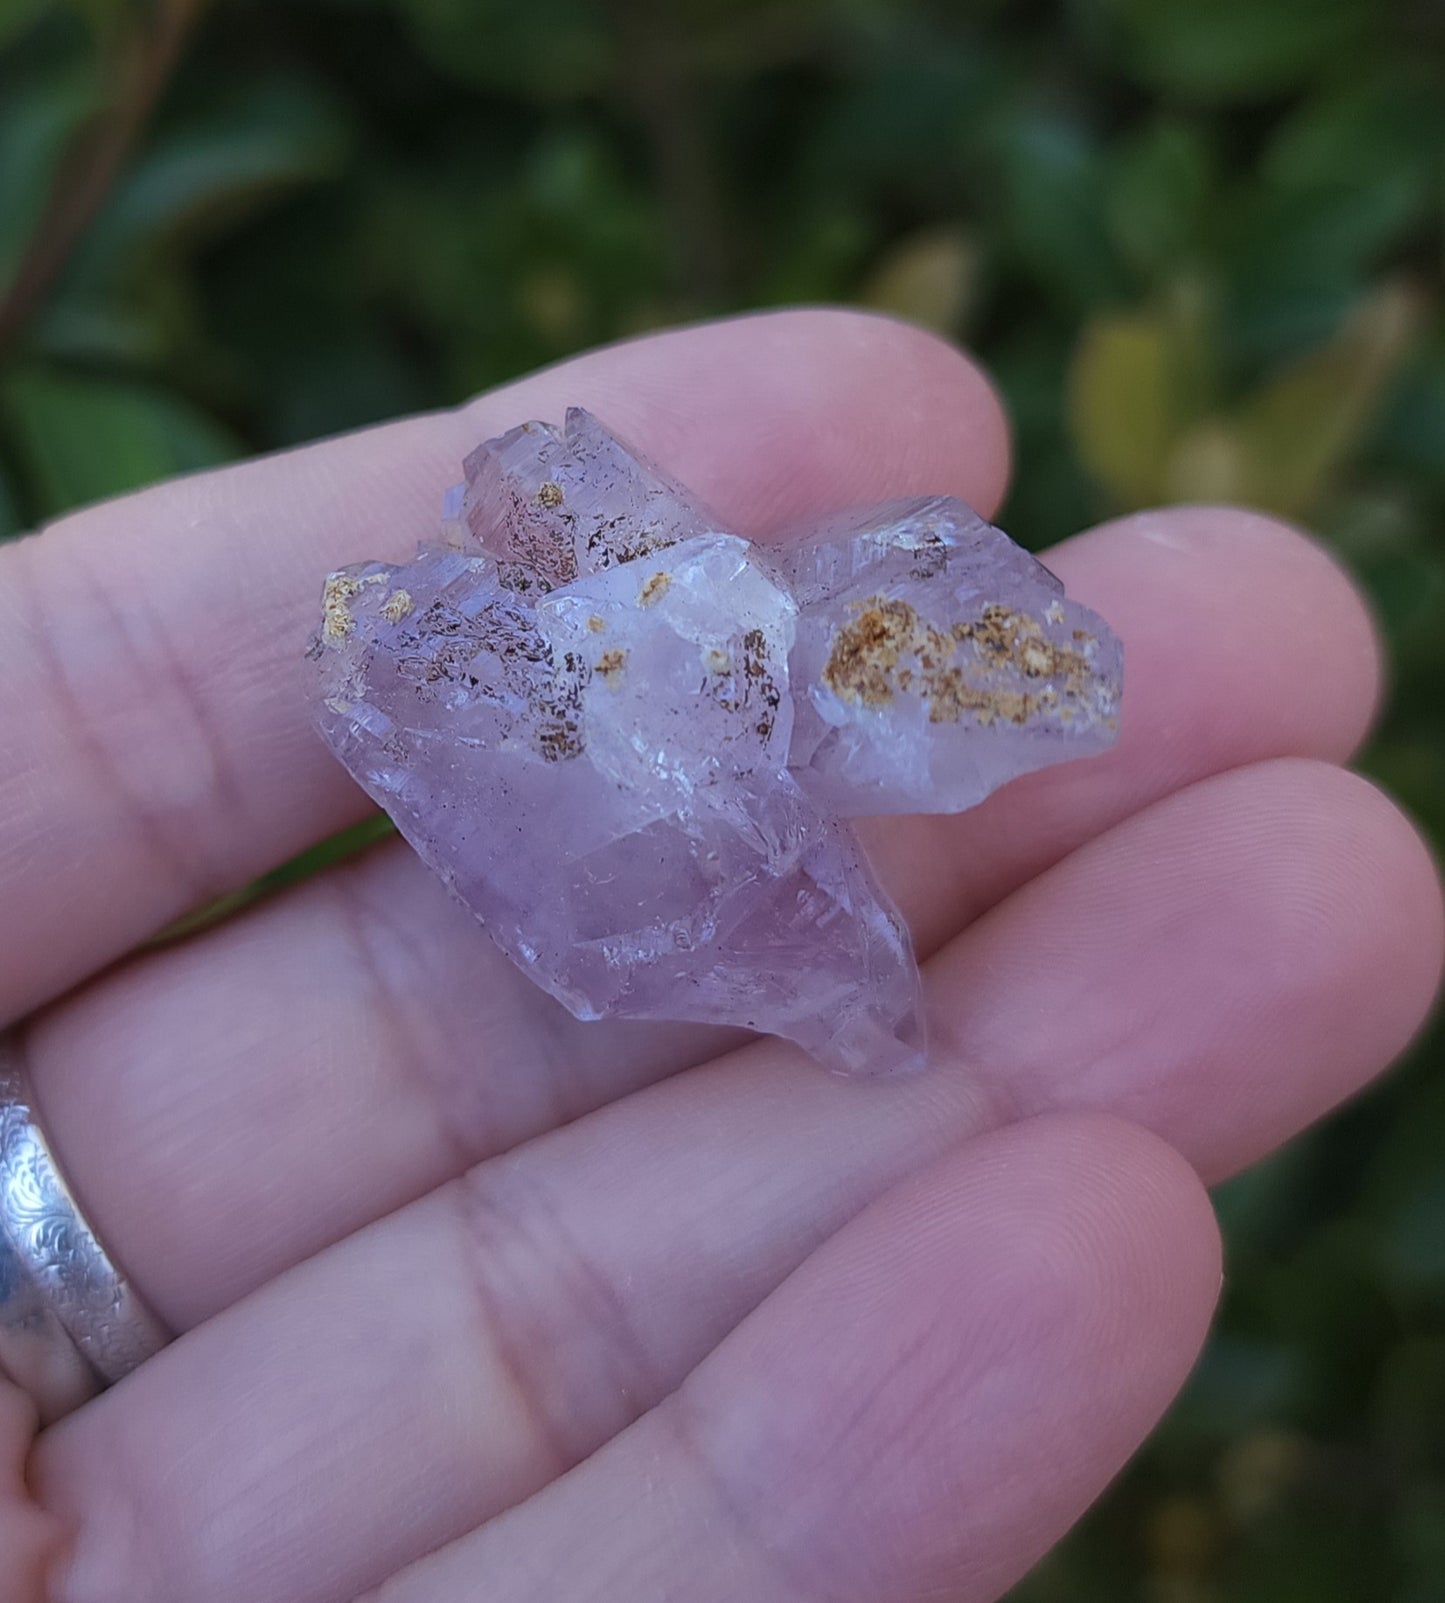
0 1036 168 1423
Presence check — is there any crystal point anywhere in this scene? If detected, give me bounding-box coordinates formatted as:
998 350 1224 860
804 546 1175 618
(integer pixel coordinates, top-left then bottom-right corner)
311 412 1122 1073
779 494 1121 815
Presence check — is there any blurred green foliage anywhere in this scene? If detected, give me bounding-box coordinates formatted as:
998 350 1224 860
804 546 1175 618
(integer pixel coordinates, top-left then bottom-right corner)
2 0 1443 1595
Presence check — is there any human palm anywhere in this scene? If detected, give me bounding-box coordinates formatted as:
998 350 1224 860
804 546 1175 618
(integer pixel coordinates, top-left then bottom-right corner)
2 311 1440 1603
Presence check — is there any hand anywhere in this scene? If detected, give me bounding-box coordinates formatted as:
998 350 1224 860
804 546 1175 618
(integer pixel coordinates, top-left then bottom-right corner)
2 311 1439 1603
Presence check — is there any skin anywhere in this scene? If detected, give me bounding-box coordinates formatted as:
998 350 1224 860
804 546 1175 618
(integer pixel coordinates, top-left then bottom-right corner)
0 308 1440 1603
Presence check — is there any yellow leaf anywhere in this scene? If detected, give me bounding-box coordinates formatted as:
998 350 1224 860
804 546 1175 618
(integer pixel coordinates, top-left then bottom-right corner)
858 226 976 334
1165 420 1252 504
1068 311 1183 508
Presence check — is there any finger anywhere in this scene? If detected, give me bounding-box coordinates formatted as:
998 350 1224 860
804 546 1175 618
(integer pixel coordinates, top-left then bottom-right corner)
931 757 1445 1178
0 1381 60 1603
28 761 1437 1603
22 508 1382 1325
35 1116 1219 1603
366 1117 1219 1603
0 309 1009 1022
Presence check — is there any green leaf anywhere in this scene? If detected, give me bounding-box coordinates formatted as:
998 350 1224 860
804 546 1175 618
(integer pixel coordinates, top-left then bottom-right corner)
150 813 397 946
1222 149 1427 362
1264 72 1445 194
0 59 102 288
0 458 23 538
1171 1336 1305 1440
1106 0 1376 102
0 0 52 51
1372 1338 1445 1474
1373 340 1445 485
0 368 240 513
1107 120 1213 278
1230 282 1420 517
399 0 614 100
805 52 983 204
72 76 350 280
23 293 168 364
358 129 668 396
1230 179 1427 301
1355 1060 1445 1301
1396 1484 1445 1603
988 111 1123 309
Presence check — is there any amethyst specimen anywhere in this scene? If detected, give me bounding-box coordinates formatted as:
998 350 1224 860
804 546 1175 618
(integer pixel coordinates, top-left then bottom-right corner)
311 409 1122 1073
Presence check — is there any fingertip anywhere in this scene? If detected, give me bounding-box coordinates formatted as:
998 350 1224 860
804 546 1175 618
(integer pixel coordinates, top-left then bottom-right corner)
929 1112 1222 1345
1207 760 1444 1122
467 307 1014 532
766 308 1015 519
1310 764 1445 1054
949 757 1443 1185
1061 504 1384 761
675 1112 1221 1603
770 307 1014 520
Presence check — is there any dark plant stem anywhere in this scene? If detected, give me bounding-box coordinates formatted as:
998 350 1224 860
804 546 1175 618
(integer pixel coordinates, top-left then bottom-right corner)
609 0 735 308
0 0 203 358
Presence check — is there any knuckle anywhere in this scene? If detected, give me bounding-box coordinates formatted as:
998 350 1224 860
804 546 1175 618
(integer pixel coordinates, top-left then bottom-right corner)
11 534 240 908
449 1155 661 1474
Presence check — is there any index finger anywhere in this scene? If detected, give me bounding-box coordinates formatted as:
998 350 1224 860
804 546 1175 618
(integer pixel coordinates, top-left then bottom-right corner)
0 309 1009 1023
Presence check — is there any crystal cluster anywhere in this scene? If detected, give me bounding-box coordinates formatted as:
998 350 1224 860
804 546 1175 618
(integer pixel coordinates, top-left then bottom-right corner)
311 409 1122 1073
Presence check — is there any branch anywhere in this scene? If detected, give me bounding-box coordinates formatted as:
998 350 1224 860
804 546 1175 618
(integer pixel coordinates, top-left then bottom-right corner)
0 0 203 356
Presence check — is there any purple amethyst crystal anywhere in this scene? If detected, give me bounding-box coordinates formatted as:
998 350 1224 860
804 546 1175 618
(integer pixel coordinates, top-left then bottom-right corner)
311 408 1122 1074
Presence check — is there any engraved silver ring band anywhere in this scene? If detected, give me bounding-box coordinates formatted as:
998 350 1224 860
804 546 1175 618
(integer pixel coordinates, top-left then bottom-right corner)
0 1035 168 1424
